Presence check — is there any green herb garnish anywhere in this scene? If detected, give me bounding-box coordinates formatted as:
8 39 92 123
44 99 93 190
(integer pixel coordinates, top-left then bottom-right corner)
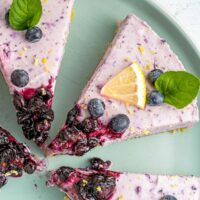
9 0 42 30
155 71 200 109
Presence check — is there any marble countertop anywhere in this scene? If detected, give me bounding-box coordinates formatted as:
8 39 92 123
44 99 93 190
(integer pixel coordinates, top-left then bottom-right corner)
156 0 200 50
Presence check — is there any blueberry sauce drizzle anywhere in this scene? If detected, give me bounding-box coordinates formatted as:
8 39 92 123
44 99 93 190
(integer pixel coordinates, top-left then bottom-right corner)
0 127 40 188
48 158 120 200
48 103 126 156
13 87 54 146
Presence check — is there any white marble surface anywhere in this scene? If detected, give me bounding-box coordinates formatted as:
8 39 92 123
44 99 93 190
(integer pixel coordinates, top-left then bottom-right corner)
156 0 200 50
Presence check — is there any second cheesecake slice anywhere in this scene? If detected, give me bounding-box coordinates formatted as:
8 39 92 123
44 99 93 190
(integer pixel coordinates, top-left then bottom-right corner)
47 15 199 156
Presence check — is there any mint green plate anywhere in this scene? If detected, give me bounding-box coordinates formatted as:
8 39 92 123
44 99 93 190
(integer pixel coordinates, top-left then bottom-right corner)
0 0 200 199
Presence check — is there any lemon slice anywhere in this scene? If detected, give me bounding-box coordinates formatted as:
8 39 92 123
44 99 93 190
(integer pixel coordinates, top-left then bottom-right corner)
101 62 146 109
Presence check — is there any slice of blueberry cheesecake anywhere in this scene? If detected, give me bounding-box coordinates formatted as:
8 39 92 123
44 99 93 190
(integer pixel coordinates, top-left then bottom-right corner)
47 158 200 200
47 15 199 156
0 126 44 188
0 0 74 147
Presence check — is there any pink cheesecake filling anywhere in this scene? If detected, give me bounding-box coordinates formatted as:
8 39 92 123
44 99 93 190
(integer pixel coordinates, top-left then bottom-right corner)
47 158 200 200
0 0 74 146
47 14 199 156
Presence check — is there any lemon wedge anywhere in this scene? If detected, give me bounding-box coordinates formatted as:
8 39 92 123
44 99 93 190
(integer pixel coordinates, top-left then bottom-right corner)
101 62 146 109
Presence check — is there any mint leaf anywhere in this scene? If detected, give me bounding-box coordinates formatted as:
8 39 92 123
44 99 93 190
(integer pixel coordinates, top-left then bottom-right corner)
9 0 42 30
155 71 200 109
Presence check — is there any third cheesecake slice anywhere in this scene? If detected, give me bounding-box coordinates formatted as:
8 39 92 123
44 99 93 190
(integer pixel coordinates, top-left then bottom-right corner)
47 15 199 156
0 0 74 147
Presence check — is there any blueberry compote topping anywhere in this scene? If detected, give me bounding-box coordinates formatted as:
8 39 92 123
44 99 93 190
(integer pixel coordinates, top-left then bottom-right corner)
90 158 111 170
13 87 54 146
160 195 177 200
48 98 130 156
49 158 119 200
0 127 38 188
77 174 116 200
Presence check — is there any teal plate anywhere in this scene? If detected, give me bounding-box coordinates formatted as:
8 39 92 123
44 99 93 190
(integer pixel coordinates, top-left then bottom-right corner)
0 0 200 199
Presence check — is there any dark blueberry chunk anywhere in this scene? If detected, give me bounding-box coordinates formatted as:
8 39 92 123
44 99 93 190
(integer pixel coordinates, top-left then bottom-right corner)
17 111 32 125
35 119 51 133
42 109 54 121
90 158 111 170
0 128 9 145
25 27 43 43
160 195 177 200
109 114 130 133
36 88 53 102
13 92 26 111
74 140 89 156
5 10 10 26
81 118 99 134
35 132 48 146
57 166 74 181
0 147 16 163
66 106 80 127
6 164 23 177
88 137 99 148
147 90 164 106
88 98 105 118
0 173 7 188
149 69 163 84
22 126 36 140
58 127 85 143
23 159 37 174
77 175 116 200
11 69 29 88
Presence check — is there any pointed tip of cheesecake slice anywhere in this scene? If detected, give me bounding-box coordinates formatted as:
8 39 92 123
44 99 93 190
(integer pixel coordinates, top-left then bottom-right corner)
0 0 75 147
0 126 45 188
47 158 200 200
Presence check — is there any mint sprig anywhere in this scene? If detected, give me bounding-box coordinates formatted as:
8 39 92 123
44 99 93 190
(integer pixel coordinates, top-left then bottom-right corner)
155 71 200 109
9 0 42 30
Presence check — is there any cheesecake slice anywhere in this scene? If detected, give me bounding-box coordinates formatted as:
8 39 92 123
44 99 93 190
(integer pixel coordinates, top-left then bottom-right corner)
47 15 199 156
47 158 200 200
0 0 74 146
0 126 44 188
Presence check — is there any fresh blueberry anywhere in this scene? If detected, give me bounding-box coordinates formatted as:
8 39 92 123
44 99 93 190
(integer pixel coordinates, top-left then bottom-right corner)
147 90 164 106
109 114 130 133
57 167 74 181
149 69 163 84
11 69 29 87
5 10 10 26
0 174 7 188
160 195 177 200
23 159 37 174
25 27 43 43
88 98 105 118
